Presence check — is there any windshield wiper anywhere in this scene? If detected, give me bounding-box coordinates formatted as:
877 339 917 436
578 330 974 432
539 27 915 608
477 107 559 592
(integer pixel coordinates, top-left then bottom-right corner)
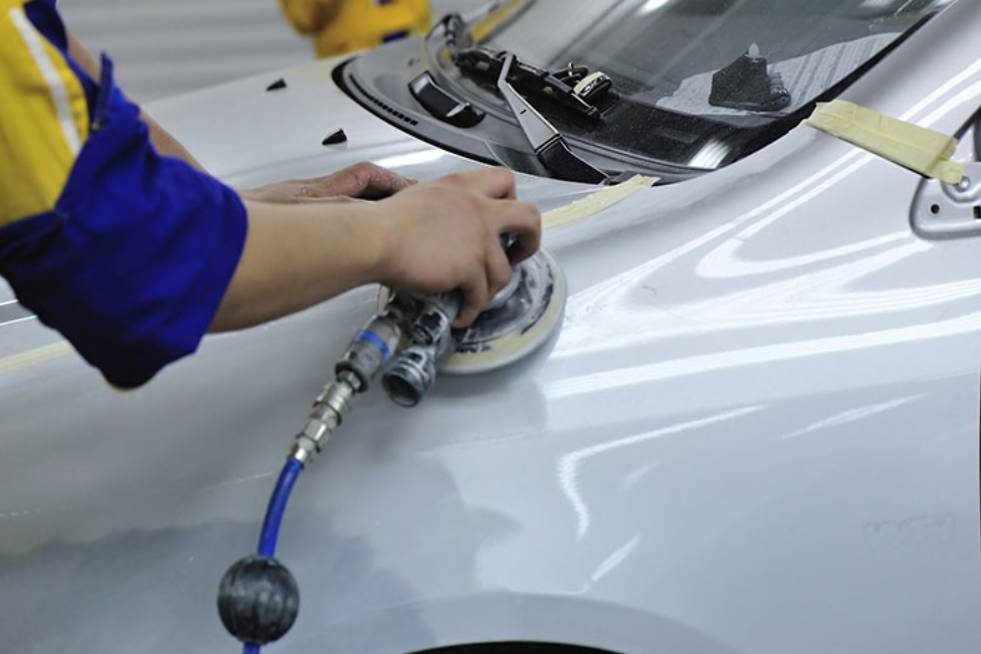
438 1 533 52
455 47 607 121
434 12 612 122
438 13 474 55
496 53 607 184
429 13 610 182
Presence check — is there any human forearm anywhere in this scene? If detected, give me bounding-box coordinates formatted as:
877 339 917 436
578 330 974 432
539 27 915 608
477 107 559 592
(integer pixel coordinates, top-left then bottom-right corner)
212 169 541 332
65 29 205 170
211 199 385 331
139 110 205 170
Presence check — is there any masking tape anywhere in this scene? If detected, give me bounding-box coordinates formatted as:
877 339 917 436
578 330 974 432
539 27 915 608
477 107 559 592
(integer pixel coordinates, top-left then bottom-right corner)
438 0 529 66
470 0 531 44
0 340 71 376
803 99 965 184
543 175 659 230
0 338 136 391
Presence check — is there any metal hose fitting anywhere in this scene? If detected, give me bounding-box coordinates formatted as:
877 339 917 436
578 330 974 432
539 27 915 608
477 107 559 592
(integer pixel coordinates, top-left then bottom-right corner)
382 292 460 407
289 310 403 464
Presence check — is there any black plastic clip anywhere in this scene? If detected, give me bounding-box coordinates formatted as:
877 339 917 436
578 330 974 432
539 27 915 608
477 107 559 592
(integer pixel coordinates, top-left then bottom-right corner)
409 72 485 128
322 129 347 146
266 78 288 92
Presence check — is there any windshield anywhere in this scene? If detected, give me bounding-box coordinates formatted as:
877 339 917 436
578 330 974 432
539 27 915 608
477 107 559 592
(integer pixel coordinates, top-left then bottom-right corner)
451 0 953 170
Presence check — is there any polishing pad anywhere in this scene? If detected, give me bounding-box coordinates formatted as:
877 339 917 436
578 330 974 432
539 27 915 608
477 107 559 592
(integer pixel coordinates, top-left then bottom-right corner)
444 248 566 374
377 248 567 375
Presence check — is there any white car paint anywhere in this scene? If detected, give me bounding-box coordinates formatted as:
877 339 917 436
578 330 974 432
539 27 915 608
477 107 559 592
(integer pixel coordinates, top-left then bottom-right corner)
1 2 979 654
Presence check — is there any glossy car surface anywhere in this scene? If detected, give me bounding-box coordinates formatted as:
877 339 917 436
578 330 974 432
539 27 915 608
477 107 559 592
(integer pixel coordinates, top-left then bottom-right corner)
1 2 979 653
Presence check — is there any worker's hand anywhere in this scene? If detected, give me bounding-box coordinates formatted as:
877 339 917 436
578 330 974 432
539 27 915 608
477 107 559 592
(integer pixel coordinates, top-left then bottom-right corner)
239 162 415 204
368 168 541 327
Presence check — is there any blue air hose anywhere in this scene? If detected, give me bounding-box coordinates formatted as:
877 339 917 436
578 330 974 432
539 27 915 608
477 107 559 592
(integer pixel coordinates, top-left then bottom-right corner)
217 309 403 651
218 458 305 652
258 458 304 557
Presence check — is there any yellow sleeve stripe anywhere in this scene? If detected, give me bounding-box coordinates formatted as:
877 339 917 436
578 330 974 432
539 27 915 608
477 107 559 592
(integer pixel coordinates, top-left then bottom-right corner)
0 3 90 227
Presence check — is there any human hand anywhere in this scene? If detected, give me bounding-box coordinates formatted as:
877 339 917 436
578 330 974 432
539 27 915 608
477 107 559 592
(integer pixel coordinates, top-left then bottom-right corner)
367 168 541 327
239 162 414 203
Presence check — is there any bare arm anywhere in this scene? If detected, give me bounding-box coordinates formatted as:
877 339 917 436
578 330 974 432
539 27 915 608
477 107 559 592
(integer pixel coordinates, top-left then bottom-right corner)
212 198 384 330
65 29 206 170
214 169 541 331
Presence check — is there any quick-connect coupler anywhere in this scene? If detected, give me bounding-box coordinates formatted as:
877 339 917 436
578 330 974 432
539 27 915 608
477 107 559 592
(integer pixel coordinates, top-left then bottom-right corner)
382 292 461 407
288 311 402 465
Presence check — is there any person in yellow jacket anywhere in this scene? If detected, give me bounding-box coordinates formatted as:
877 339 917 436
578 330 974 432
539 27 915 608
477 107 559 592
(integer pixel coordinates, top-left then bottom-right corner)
279 0 432 58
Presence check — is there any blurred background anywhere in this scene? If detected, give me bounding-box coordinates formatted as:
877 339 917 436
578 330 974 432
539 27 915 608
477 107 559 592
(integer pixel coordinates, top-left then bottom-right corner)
59 0 480 102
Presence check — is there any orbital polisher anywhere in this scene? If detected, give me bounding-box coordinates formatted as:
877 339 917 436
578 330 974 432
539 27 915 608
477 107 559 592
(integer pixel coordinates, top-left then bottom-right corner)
217 245 566 653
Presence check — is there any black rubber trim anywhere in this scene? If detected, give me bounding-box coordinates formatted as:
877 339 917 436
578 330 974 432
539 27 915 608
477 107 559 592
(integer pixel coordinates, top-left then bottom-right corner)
334 58 501 167
347 72 420 127
408 644 622 654
409 72 485 128
538 138 607 184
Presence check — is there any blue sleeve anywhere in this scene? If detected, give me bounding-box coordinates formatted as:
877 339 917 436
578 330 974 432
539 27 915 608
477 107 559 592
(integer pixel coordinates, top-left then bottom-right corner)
0 55 248 388
24 1 65 49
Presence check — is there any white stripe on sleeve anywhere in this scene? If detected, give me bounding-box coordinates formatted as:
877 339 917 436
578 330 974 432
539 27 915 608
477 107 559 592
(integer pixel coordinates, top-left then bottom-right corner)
9 6 82 155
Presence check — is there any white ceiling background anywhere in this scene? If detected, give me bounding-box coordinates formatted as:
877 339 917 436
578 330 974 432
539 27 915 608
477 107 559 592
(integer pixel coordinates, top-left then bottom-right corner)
59 0 481 102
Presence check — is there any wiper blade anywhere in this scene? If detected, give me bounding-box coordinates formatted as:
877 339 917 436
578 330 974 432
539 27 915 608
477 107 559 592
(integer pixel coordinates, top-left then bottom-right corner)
496 53 607 184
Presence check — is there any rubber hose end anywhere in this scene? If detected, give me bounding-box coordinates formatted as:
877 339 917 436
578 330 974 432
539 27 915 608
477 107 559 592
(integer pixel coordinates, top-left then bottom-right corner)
217 555 299 646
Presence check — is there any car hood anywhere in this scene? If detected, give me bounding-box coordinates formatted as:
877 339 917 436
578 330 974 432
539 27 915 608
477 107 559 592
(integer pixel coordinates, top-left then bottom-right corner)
147 58 601 212
3 13 981 650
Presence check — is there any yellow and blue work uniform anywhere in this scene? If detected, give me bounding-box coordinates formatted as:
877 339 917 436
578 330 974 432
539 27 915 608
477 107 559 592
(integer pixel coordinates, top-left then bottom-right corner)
279 0 431 59
0 0 247 388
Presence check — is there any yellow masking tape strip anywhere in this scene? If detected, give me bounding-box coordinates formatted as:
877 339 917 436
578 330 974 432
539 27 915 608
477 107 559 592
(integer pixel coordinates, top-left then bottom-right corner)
803 100 964 184
439 0 530 65
0 339 131 391
471 0 531 44
543 175 659 230
0 340 71 376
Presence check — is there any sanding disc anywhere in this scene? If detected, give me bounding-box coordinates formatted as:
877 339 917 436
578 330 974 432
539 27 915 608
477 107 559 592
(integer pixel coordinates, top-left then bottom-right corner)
443 248 566 375
376 249 567 375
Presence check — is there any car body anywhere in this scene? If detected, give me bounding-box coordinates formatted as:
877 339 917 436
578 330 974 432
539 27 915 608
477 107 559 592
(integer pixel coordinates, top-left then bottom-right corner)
1 1 980 653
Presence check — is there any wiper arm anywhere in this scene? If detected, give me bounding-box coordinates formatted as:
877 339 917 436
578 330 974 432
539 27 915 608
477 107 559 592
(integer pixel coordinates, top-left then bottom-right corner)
436 13 473 55
434 1 533 52
455 47 606 121
496 53 607 184
434 10 611 123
